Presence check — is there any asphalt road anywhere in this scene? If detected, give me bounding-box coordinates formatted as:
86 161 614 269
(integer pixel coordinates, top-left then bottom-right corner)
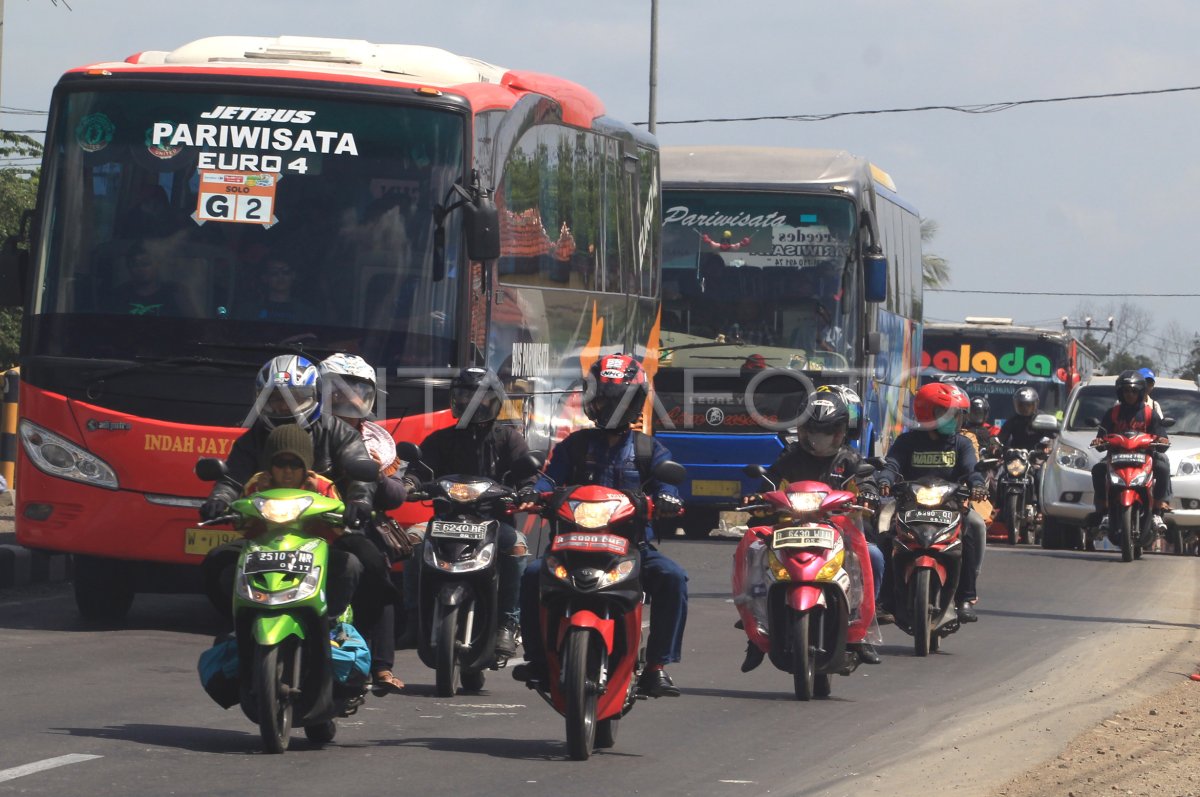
0 536 1196 797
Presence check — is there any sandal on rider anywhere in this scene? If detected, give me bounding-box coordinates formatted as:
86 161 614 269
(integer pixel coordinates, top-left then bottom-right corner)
371 670 405 695
1156 501 1173 514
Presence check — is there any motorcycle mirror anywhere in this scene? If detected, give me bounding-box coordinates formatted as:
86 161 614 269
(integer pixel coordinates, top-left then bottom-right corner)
511 452 545 480
194 457 228 482
345 458 383 483
1031 413 1060 433
1085 416 1101 427
652 460 687 486
396 442 422 463
855 462 876 479
743 463 767 479
975 458 998 471
1162 417 1176 429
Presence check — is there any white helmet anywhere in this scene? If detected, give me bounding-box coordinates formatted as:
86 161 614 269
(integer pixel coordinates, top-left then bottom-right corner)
319 353 379 419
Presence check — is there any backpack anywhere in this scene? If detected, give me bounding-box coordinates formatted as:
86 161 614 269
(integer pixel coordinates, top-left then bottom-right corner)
567 429 655 486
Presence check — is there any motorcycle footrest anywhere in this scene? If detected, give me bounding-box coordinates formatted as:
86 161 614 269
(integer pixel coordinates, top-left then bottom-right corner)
837 651 861 676
941 620 960 635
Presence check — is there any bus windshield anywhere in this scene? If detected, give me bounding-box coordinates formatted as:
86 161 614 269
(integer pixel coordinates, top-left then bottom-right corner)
32 87 465 369
659 190 859 370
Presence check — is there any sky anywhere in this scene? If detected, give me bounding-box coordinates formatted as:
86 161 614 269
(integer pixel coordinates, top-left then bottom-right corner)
4 0 1200 370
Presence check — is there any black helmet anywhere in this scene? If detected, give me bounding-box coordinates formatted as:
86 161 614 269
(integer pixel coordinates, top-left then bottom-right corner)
450 367 504 426
1115 370 1147 405
585 354 647 430
1013 386 1038 417
798 392 849 457
968 396 990 426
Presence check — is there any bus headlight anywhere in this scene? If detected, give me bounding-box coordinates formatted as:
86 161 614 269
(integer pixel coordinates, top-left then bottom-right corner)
19 420 119 490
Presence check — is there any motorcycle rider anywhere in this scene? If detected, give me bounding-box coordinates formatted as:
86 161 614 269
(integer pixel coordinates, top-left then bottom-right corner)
997 386 1045 451
877 382 986 623
963 396 1002 458
200 354 394 625
1139 367 1173 513
1087 369 1171 528
319 353 409 695
515 354 688 698
401 366 537 659
741 387 883 668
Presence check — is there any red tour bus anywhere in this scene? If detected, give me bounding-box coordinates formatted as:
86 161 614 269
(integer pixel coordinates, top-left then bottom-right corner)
0 36 661 621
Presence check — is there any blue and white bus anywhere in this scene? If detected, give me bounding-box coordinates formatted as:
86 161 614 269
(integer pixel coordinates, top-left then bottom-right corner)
654 147 923 536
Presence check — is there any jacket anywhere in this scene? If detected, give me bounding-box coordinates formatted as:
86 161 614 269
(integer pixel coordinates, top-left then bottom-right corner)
765 444 878 494
414 422 538 489
879 430 984 489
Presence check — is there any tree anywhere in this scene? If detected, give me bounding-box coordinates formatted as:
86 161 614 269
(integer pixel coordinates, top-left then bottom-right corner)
1178 336 1200 382
1071 301 1157 374
920 217 949 288
0 131 42 369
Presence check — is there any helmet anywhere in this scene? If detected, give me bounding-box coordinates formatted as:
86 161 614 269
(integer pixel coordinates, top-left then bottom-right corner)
1115 370 1147 404
1138 367 1156 385
450 367 504 426
913 382 969 436
319 353 378 419
1013 386 1038 417
798 391 849 457
585 354 647 430
968 396 990 426
815 384 862 432
255 354 322 430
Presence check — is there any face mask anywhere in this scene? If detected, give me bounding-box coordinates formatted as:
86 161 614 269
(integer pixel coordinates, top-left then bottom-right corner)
936 416 960 436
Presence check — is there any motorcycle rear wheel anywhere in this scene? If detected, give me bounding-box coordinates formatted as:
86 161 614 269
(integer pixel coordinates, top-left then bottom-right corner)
564 628 598 760
790 611 815 701
254 641 296 754
1119 506 1134 563
595 717 619 749
435 603 461 697
303 720 336 745
913 569 933 658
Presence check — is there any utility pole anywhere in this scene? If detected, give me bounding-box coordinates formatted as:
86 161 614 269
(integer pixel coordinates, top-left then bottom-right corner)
648 0 658 135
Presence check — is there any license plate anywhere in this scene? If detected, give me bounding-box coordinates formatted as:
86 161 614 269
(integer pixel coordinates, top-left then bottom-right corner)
243 550 314 574
1111 453 1145 465
184 528 241 556
691 479 742 498
773 525 837 549
551 532 630 555
430 520 491 540
903 509 958 525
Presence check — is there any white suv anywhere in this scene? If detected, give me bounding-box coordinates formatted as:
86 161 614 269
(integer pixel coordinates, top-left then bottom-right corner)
1041 375 1200 552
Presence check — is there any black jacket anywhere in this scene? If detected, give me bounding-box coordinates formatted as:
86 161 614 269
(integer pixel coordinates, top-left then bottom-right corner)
413 422 537 488
208 415 377 507
880 430 984 489
997 414 1046 450
765 444 877 494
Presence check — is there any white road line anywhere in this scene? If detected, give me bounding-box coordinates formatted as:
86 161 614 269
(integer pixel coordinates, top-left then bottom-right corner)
0 754 102 783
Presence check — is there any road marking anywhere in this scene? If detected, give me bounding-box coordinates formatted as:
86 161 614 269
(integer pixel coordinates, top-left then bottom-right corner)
719 780 756 785
0 754 102 783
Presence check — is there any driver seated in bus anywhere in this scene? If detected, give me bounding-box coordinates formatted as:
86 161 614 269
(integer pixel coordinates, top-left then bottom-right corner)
107 240 195 317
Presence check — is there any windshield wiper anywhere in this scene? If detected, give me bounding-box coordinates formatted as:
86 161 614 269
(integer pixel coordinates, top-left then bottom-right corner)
196 336 343 359
87 354 259 385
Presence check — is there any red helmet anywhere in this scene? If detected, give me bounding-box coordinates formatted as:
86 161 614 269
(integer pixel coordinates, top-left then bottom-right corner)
585 354 647 430
914 382 969 433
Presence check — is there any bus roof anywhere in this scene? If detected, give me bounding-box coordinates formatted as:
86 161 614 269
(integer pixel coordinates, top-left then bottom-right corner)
924 320 1072 339
661 146 893 191
67 35 607 127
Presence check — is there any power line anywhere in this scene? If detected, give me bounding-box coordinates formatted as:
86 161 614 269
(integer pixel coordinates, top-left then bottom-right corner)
642 83 1200 126
928 289 1200 297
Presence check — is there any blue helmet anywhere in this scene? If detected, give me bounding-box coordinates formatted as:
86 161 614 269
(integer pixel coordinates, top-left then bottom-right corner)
1138 367 1156 384
255 354 322 429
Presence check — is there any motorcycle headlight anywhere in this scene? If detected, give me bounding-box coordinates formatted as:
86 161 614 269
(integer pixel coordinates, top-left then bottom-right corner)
814 549 845 582
19 420 119 490
603 559 636 586
1177 453 1200 476
914 484 954 506
1055 443 1091 472
252 496 314 524
788 491 828 513
426 541 496 573
1006 460 1028 476
571 500 623 529
441 479 491 502
1129 472 1150 488
238 565 322 605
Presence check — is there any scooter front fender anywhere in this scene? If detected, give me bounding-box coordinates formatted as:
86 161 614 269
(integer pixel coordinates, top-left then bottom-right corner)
1115 489 1141 508
252 613 306 646
557 609 615 654
904 555 947 587
785 584 826 611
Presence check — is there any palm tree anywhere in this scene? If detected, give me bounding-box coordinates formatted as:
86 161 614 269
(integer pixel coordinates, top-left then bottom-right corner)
921 218 950 288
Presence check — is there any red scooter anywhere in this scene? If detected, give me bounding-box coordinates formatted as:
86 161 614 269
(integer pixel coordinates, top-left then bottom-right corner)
734 468 876 700
522 460 685 761
1095 431 1167 562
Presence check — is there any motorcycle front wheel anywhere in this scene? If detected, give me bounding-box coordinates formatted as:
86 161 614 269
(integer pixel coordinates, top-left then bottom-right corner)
564 628 598 760
790 611 815 701
435 603 462 697
254 640 297 754
913 569 933 658
1005 494 1021 545
1118 506 1134 563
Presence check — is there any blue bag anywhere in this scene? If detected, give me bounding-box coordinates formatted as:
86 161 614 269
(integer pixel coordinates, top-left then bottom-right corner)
330 622 371 685
198 634 240 709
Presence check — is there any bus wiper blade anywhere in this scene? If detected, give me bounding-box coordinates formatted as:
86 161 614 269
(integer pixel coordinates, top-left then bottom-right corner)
196 338 343 358
87 355 257 384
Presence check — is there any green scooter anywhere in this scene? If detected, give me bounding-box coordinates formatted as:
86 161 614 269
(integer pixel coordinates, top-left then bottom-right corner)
196 457 377 753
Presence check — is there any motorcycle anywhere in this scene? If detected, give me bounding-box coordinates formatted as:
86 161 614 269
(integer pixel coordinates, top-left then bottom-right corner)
885 476 970 657
520 458 686 761
195 456 380 754
1095 431 1168 562
400 442 540 697
734 466 876 700
997 448 1039 545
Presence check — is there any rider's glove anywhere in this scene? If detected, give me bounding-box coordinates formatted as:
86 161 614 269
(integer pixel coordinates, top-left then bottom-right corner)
342 501 373 531
656 493 684 518
199 498 230 522
970 487 987 502
740 493 764 507
858 491 881 510
515 486 540 507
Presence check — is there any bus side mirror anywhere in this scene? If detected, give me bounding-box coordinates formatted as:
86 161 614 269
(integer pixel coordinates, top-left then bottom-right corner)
464 192 500 262
864 250 887 303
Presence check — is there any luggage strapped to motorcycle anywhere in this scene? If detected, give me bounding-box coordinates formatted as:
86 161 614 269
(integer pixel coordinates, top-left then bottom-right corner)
567 429 655 485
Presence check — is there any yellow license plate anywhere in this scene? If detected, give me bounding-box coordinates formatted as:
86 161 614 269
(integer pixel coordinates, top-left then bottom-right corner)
691 479 741 498
185 528 241 556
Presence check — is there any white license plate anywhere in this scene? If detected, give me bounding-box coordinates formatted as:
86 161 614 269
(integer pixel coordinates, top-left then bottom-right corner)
430 520 490 540
243 550 314 574
773 525 837 549
903 509 958 525
1110 453 1145 466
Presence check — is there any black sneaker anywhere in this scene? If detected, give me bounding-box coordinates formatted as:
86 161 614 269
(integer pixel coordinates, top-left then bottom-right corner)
495 621 519 658
956 602 979 623
851 642 881 664
875 608 895 626
637 667 681 697
740 642 765 673
511 661 545 685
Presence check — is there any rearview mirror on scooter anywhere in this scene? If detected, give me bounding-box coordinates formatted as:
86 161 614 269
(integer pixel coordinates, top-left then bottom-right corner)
396 442 422 463
345 458 384 483
195 457 228 482
652 460 687 486
1162 417 1176 429
743 463 767 479
508 452 545 481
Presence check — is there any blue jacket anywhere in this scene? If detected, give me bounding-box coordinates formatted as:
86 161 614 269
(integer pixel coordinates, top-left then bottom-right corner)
536 429 680 542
